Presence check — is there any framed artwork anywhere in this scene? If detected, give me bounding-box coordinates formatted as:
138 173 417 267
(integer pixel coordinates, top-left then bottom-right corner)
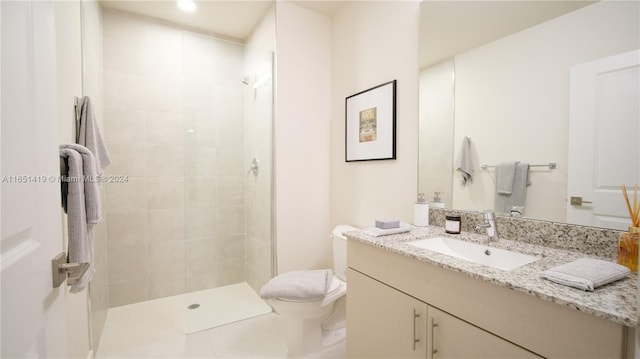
345 80 396 162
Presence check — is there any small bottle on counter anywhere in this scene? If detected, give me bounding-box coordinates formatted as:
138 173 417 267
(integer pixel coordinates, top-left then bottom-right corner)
414 192 429 227
430 192 445 208
445 215 461 234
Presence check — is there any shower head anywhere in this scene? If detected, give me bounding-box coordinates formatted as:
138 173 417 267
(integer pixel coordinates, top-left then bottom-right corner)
241 77 250 85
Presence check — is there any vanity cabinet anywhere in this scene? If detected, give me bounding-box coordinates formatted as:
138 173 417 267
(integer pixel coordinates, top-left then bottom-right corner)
348 269 539 358
348 268 427 358
347 239 632 358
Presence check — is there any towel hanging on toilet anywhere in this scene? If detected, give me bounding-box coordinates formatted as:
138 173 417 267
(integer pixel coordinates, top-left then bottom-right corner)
260 269 332 300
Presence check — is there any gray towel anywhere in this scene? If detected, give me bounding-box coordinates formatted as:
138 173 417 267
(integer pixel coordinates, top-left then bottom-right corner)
76 96 111 174
496 161 518 194
60 147 94 293
60 144 102 224
540 258 630 291
494 162 531 214
260 269 332 300
455 136 473 186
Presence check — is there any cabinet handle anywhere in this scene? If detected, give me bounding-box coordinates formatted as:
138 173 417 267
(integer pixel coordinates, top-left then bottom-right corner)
431 317 438 355
413 309 420 351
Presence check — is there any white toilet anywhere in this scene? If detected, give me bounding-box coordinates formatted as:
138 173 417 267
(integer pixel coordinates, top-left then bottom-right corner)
270 225 357 356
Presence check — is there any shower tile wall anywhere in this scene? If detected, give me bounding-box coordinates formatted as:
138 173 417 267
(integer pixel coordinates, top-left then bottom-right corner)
102 8 246 306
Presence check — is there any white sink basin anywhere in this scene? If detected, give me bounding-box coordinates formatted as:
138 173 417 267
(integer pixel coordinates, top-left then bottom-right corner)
408 237 539 271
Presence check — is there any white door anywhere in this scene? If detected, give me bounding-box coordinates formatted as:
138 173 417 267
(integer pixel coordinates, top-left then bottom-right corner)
1 1 69 357
567 49 640 230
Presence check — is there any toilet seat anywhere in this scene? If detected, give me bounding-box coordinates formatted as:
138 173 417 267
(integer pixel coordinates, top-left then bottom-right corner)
274 276 345 304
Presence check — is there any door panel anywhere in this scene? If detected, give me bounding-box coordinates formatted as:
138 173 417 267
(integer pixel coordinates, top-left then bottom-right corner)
568 50 640 229
1 1 68 357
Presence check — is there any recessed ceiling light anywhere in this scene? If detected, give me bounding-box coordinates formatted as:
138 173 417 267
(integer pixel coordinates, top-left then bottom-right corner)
177 0 196 12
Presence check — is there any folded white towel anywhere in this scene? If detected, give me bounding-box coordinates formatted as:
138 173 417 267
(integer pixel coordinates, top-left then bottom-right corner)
260 269 332 300
540 258 630 291
362 222 412 237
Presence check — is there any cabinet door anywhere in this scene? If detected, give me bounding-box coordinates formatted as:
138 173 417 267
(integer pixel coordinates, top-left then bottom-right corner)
428 306 540 359
347 268 428 358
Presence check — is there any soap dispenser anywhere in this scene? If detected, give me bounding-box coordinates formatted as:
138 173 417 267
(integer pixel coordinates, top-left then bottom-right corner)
414 193 429 227
431 192 445 208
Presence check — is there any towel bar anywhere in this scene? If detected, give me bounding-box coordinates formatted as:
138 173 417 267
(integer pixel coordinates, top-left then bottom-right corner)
51 252 90 288
480 162 557 170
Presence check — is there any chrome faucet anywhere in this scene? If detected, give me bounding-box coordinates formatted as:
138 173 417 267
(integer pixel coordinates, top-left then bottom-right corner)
475 210 499 242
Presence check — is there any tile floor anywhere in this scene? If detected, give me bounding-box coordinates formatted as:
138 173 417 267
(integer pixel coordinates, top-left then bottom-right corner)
95 284 346 358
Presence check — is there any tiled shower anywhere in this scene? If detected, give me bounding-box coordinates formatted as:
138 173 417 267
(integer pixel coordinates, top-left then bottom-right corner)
100 7 273 307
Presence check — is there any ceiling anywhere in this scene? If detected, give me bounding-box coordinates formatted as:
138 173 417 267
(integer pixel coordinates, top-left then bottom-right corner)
99 0 275 41
419 1 596 68
98 0 347 41
98 0 595 64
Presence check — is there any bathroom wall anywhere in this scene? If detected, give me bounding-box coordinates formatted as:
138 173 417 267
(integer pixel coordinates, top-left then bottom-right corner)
244 7 275 291
80 0 109 351
275 2 332 273
419 59 455 208
55 0 108 356
451 1 640 221
102 8 247 306
331 2 420 229
54 3 91 358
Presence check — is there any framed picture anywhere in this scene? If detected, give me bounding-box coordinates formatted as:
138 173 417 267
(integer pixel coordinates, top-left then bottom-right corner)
345 80 396 162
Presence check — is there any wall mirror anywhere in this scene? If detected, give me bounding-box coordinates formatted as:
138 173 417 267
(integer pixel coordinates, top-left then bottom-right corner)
418 1 639 230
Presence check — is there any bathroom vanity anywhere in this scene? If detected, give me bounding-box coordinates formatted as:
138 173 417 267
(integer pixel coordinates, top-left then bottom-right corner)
346 226 637 358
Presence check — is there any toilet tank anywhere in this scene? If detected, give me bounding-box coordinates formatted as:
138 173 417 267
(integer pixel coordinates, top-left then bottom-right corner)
332 225 358 281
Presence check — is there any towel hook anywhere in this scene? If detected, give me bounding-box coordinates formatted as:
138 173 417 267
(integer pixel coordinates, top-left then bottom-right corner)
52 252 89 288
247 158 259 177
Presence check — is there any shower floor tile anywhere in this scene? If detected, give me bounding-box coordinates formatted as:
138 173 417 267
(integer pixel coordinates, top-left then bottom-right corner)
185 282 272 334
95 282 346 359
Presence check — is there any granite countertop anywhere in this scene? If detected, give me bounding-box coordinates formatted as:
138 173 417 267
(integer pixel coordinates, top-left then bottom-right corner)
346 225 638 327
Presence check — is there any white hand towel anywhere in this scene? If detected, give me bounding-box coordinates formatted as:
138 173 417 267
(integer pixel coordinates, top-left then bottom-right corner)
540 258 630 291
76 96 111 174
260 269 332 300
455 136 474 186
362 222 412 237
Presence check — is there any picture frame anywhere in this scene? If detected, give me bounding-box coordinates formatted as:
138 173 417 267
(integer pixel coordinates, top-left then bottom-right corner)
345 80 397 162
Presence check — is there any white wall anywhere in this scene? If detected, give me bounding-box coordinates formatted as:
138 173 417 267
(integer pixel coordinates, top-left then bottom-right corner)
54 2 91 358
452 1 640 221
331 1 420 229
80 0 109 351
419 60 455 209
275 1 332 273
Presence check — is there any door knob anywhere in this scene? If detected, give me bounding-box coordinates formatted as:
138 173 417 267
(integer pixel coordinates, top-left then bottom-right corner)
570 196 593 206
